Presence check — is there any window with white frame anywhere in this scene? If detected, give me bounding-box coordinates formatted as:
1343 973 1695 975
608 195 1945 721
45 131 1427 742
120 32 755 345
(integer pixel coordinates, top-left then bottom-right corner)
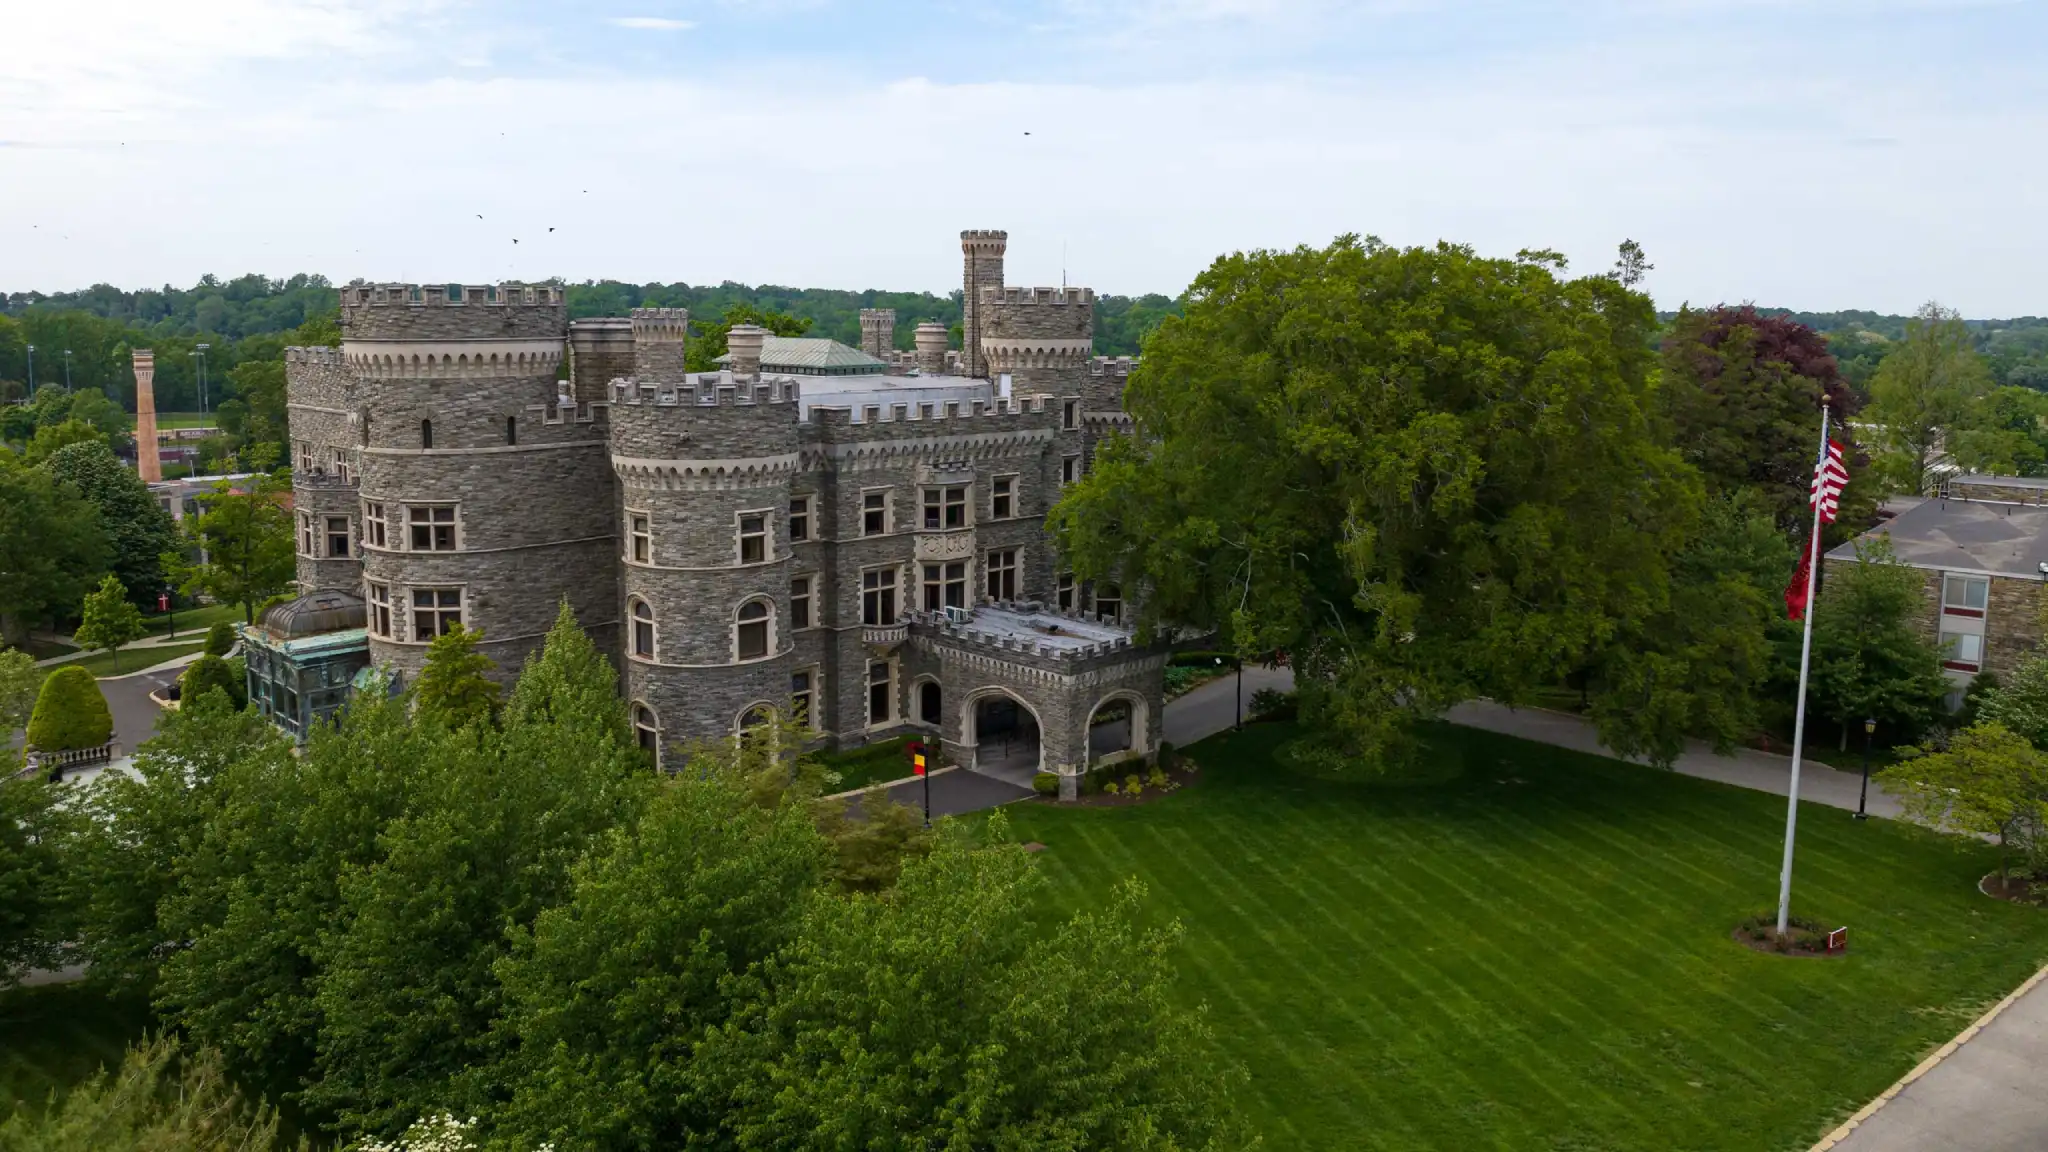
1942 574 1989 616
736 599 772 661
633 702 660 758
891 403 909 422
791 576 813 629
738 512 768 564
867 660 893 725
1057 572 1075 612
1062 400 1078 430
1941 630 1985 669
367 582 393 638
296 441 314 472
991 475 1015 519
918 402 935 420
298 512 316 556
789 496 811 542
332 448 352 483
411 587 463 639
986 548 1017 602
1061 454 1080 485
862 490 889 536
630 599 656 660
863 405 881 424
325 516 351 559
363 501 388 549
1095 583 1123 624
791 668 815 729
862 567 898 625
923 486 967 530
922 561 967 611
408 505 458 551
628 512 651 563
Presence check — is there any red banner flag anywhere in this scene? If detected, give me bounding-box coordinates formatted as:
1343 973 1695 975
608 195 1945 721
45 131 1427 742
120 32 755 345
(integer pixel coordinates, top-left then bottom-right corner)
1785 535 1818 621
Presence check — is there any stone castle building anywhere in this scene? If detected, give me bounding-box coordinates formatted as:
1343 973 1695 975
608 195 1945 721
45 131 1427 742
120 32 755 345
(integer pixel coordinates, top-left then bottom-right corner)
242 230 1161 798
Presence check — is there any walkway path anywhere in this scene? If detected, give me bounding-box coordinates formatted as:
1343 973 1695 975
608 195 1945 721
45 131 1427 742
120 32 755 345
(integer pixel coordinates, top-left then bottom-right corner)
31 628 214 669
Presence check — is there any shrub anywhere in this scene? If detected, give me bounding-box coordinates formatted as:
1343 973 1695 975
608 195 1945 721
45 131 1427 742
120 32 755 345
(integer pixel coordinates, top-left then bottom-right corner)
1148 765 1169 789
181 654 246 711
1248 687 1297 722
203 620 236 657
1102 780 1120 796
1032 771 1060 796
1124 773 1143 795
27 665 114 751
1157 740 1177 769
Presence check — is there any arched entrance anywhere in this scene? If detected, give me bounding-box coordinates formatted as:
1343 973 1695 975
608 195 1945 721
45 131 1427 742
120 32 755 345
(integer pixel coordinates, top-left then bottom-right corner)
919 679 943 726
1087 691 1150 770
966 690 1041 787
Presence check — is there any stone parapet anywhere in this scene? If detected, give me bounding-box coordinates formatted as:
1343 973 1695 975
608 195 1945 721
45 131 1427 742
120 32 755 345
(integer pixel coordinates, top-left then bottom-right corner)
339 283 567 342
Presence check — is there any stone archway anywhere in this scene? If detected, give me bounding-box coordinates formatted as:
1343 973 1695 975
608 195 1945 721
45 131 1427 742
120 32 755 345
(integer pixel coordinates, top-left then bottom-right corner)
1086 690 1151 771
918 678 943 727
964 688 1042 787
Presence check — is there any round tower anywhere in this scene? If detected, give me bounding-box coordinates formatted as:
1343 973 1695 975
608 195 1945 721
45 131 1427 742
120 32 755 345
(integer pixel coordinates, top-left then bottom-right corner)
607 347 801 757
960 229 1008 379
913 321 949 376
978 284 1095 399
342 282 618 683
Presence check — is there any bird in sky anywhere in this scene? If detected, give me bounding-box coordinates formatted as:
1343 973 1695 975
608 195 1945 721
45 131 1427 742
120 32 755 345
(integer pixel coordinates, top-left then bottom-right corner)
548 227 555 232
476 214 483 219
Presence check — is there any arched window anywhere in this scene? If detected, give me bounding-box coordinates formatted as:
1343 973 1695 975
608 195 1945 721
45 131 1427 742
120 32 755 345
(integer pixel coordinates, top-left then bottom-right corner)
420 419 434 449
740 705 772 731
633 703 660 757
735 600 771 661
630 599 655 660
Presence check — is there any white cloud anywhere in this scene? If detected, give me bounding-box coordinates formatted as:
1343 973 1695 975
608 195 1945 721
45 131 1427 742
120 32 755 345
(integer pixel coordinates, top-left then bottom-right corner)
605 15 696 30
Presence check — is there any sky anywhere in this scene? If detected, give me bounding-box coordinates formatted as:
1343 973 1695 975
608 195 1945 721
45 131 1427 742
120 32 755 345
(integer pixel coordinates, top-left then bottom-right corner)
3 0 2045 315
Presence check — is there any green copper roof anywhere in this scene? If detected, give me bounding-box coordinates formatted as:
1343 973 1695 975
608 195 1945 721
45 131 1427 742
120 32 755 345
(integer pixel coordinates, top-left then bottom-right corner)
716 336 887 374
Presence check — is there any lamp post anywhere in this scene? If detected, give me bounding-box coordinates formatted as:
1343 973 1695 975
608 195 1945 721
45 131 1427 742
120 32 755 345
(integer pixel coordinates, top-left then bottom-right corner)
191 344 211 416
1855 717 1876 821
62 349 72 389
24 345 33 397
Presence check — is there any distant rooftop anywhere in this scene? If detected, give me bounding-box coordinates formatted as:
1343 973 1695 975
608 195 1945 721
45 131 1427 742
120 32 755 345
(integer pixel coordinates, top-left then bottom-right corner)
1830 496 2048 579
715 336 888 376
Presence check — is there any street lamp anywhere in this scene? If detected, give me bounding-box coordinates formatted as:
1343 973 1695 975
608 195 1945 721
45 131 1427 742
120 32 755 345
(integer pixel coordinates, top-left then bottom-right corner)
62 349 72 389
24 345 33 397
190 344 211 416
1855 717 1877 821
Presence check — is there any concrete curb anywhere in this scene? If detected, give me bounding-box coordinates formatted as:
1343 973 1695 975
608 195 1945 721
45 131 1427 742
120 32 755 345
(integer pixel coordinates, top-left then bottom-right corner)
821 763 959 802
1809 962 2048 1151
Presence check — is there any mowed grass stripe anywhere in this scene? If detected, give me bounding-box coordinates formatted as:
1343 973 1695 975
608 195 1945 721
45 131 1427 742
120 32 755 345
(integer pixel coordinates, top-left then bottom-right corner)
1000 722 2048 1151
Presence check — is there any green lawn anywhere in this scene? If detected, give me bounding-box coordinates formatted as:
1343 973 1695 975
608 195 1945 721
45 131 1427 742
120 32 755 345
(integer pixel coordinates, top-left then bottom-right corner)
817 735 919 792
53 640 207 681
145 412 217 431
18 638 76 662
142 602 242 639
999 721 2048 1151
0 982 153 1119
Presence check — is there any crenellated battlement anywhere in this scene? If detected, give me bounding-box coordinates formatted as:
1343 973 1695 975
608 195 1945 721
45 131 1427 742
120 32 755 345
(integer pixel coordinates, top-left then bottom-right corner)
286 346 346 367
1089 355 1136 377
979 286 1095 307
608 374 802 408
904 605 1139 665
961 229 1009 255
341 282 566 342
630 307 690 342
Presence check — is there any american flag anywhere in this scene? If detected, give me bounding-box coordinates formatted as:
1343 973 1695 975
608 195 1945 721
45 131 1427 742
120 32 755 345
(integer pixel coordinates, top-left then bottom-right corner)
1810 438 1848 524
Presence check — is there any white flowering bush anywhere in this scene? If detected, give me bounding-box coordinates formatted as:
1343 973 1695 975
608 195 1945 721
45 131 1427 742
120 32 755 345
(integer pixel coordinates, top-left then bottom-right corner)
353 1113 554 1152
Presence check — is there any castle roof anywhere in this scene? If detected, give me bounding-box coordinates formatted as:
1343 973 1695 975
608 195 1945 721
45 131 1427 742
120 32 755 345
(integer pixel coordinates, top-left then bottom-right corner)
715 336 887 376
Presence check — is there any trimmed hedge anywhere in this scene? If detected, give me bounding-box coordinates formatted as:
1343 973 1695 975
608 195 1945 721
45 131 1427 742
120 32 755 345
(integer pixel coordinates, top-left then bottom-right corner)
181 655 246 710
26 665 114 752
203 621 236 657
1032 771 1060 796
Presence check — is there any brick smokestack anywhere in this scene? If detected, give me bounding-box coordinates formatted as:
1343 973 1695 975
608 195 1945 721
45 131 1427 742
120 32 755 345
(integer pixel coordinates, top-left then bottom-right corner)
132 349 161 483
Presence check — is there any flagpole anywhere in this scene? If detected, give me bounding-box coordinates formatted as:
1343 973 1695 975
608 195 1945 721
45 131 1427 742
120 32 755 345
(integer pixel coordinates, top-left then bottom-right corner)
1777 403 1833 937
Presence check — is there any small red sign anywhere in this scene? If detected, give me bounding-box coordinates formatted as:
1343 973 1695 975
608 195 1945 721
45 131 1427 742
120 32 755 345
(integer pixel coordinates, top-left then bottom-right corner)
1827 927 1848 953
158 593 171 612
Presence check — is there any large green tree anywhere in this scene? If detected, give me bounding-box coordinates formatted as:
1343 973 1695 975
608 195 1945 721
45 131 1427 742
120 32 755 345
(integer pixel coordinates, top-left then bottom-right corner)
75 573 148 673
1867 301 1993 495
1 773 76 985
168 474 294 624
1884 722 2048 882
1051 236 1699 762
0 454 108 647
1806 536 1950 749
42 438 181 606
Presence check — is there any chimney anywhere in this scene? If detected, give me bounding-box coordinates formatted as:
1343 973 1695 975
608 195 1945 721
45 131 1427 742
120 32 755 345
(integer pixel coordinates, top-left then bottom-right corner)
913 322 949 376
132 350 161 483
726 323 767 380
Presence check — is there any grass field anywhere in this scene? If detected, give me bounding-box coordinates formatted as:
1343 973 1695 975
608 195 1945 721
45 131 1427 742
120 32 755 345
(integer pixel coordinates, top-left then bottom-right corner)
19 638 76 662
142 602 242 639
0 983 153 1119
817 735 918 792
53 640 207 680
144 412 218 431
1000 721 2048 1151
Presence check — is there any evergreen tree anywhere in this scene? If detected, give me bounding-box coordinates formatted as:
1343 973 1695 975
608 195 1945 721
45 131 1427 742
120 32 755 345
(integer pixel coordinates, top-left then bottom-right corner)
412 624 500 730
26 665 114 753
42 439 180 606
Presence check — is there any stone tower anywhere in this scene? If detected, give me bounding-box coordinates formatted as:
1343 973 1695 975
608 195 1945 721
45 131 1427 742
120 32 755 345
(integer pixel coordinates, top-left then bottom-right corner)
960 230 1007 379
913 322 949 376
978 285 1096 403
858 308 895 359
131 349 161 482
609 310 800 754
339 282 618 683
566 317 634 404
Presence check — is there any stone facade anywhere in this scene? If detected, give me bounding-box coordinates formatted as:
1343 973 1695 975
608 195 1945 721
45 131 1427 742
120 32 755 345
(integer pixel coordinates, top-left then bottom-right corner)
281 230 1162 790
